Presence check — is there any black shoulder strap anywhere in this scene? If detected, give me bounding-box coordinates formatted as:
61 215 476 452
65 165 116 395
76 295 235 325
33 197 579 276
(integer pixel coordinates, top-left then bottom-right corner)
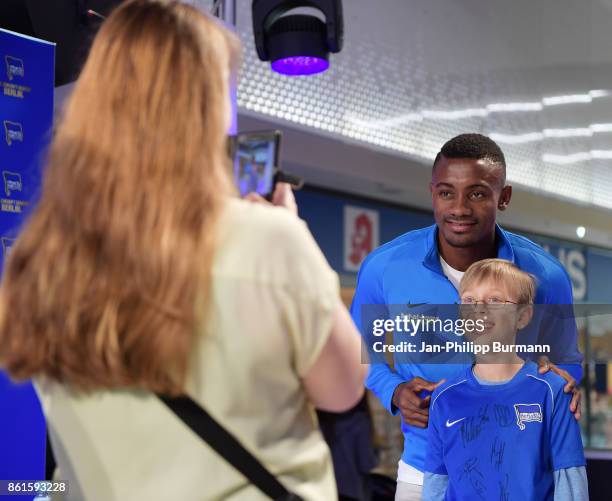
157 395 303 501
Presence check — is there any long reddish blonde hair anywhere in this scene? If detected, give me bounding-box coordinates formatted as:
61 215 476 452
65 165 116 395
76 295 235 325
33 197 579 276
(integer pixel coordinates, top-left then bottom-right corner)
0 0 239 395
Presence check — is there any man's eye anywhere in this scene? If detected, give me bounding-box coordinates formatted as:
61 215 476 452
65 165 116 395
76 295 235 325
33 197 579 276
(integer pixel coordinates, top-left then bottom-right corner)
469 191 486 200
439 191 452 198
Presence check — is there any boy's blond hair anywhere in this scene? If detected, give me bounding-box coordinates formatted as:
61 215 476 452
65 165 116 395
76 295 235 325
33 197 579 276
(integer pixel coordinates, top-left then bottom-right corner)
460 259 536 304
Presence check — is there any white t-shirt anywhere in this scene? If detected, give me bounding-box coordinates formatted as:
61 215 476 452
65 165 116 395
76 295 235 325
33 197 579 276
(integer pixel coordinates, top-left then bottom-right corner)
440 256 464 290
35 198 340 501
397 257 464 486
398 459 425 485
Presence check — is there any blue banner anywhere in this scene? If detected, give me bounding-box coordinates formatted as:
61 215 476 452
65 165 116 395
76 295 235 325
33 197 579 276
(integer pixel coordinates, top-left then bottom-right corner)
525 233 588 302
0 29 55 488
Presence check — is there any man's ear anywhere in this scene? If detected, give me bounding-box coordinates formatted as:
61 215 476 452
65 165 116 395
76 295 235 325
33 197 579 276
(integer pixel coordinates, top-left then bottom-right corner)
517 304 534 330
498 185 512 211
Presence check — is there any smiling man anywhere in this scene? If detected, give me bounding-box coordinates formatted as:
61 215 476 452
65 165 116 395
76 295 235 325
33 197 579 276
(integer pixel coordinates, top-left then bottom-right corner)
350 133 583 501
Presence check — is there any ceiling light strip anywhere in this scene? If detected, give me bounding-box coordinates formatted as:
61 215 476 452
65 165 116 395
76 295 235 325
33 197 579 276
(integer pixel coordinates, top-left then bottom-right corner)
347 90 611 129
490 124 612 144
542 150 612 165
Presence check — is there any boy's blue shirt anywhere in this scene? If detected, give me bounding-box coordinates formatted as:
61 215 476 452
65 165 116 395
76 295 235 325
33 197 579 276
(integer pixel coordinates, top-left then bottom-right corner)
424 361 586 501
350 223 583 471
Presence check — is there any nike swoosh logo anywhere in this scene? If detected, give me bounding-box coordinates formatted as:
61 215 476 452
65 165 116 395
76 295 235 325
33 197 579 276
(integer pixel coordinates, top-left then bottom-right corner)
446 417 466 428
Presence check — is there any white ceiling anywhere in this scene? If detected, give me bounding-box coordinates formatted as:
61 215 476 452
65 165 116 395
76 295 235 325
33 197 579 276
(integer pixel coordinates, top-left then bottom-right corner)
234 0 612 211
52 1 612 246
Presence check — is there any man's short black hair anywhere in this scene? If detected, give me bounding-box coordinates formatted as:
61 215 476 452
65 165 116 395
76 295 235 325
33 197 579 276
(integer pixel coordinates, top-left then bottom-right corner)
433 133 506 174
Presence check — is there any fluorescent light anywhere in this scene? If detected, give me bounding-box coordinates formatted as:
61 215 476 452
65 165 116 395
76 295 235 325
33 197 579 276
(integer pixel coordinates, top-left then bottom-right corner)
591 123 612 133
486 102 543 112
490 123 612 144
422 108 488 120
542 150 612 164
346 89 611 130
543 127 592 138
592 150 612 159
344 112 423 129
542 94 593 106
490 132 544 144
576 226 586 239
542 152 592 164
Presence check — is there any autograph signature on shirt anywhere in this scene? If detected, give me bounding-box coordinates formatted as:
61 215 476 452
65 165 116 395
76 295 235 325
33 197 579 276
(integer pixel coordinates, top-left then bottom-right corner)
459 457 487 500
499 473 510 501
493 404 514 427
491 436 506 471
461 404 490 447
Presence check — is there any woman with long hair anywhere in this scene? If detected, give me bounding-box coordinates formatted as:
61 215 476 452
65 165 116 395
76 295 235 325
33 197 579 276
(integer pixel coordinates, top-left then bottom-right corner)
0 1 366 499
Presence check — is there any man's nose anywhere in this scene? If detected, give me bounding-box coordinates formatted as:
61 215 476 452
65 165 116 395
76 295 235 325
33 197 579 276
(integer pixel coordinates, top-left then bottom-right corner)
449 196 473 218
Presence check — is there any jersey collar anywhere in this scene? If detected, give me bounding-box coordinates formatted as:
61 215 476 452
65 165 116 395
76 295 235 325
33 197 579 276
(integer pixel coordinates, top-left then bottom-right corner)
423 223 516 275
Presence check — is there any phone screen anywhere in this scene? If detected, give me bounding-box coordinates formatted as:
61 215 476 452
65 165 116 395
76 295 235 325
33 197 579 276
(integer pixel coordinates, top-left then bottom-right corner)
233 131 280 198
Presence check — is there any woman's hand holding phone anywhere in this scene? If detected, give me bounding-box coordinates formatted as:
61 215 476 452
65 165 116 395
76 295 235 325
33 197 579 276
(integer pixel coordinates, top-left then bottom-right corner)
245 182 298 216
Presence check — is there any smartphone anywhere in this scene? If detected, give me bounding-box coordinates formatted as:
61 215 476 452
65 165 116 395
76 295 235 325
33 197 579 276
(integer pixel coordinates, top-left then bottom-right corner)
230 130 281 198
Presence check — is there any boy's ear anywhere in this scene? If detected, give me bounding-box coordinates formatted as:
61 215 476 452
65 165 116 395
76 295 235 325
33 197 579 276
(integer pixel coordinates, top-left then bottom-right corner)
517 304 534 330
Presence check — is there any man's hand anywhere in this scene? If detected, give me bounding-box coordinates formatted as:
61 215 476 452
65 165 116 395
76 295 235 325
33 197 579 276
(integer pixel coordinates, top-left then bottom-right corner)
392 377 446 428
537 356 581 420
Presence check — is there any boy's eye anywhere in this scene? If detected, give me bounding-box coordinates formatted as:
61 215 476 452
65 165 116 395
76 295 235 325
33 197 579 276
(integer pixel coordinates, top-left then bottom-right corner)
462 296 475 304
487 297 504 304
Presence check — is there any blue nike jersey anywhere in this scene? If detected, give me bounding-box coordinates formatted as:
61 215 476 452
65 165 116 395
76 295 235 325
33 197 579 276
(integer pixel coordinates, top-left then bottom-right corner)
350 224 583 471
425 362 586 501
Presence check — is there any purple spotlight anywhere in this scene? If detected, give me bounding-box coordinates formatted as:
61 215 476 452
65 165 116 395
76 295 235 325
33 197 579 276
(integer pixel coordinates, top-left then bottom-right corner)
271 56 329 76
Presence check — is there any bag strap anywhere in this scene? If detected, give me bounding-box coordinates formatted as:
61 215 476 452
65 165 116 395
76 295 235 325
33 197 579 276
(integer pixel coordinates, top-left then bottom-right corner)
157 395 303 501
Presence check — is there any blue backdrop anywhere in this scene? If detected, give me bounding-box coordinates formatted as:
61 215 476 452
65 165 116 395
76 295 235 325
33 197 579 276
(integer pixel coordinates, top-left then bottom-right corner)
0 29 55 489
